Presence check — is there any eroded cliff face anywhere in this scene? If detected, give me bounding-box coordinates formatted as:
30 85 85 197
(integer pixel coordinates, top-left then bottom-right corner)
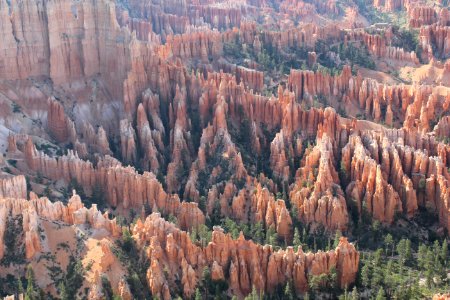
290 135 349 231
0 175 27 199
0 0 449 298
23 137 205 230
133 213 359 299
0 0 129 89
0 191 120 260
15 50 450 234
0 192 133 298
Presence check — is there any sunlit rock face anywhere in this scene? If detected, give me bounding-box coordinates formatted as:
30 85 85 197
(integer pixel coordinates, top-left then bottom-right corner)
0 0 449 298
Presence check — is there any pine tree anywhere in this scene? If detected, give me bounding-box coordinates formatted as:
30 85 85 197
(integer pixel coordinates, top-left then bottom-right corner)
433 240 441 257
328 267 338 291
425 248 434 288
360 263 370 289
201 267 211 298
58 282 68 300
342 287 349 300
198 196 206 213
383 233 394 257
384 260 393 288
244 286 259 300
17 277 24 295
351 286 359 300
284 282 294 300
417 244 428 270
122 227 134 252
405 239 412 263
197 224 212 247
293 228 301 251
397 239 412 265
195 288 202 300
290 205 299 222
25 265 35 300
91 182 105 206
333 230 342 248
43 185 51 198
302 228 307 245
190 227 198 243
224 218 240 239
425 267 434 288
211 199 221 225
441 239 448 266
373 249 382 266
371 266 384 289
337 294 346 300
265 225 278 246
375 287 386 300
252 222 264 244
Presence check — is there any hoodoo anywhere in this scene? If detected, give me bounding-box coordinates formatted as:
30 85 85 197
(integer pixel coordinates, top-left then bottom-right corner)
0 0 448 299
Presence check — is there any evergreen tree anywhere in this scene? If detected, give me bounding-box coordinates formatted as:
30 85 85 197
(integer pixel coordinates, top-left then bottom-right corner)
91 182 105 206
417 244 428 270
64 256 85 299
43 185 51 198
252 222 264 244
433 240 441 258
360 263 370 289
397 239 412 265
190 227 198 243
302 228 307 245
351 286 359 300
328 267 338 291
290 205 299 222
128 272 147 299
441 239 448 267
308 274 326 294
17 277 24 295
265 225 278 246
197 224 212 247
333 230 342 248
284 282 294 300
198 196 207 213
210 199 221 225
195 288 202 300
201 266 212 298
375 287 386 300
58 282 68 300
293 228 301 251
397 239 406 264
405 239 412 263
383 260 393 290
223 218 240 239
101 275 114 299
425 248 435 287
371 221 381 239
425 249 434 288
383 234 394 257
244 286 259 300
121 227 134 252
25 265 35 300
373 249 382 266
337 293 347 300
371 265 384 289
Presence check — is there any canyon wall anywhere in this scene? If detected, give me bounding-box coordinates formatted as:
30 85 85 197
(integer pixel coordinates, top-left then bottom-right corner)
133 212 359 299
0 192 120 260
